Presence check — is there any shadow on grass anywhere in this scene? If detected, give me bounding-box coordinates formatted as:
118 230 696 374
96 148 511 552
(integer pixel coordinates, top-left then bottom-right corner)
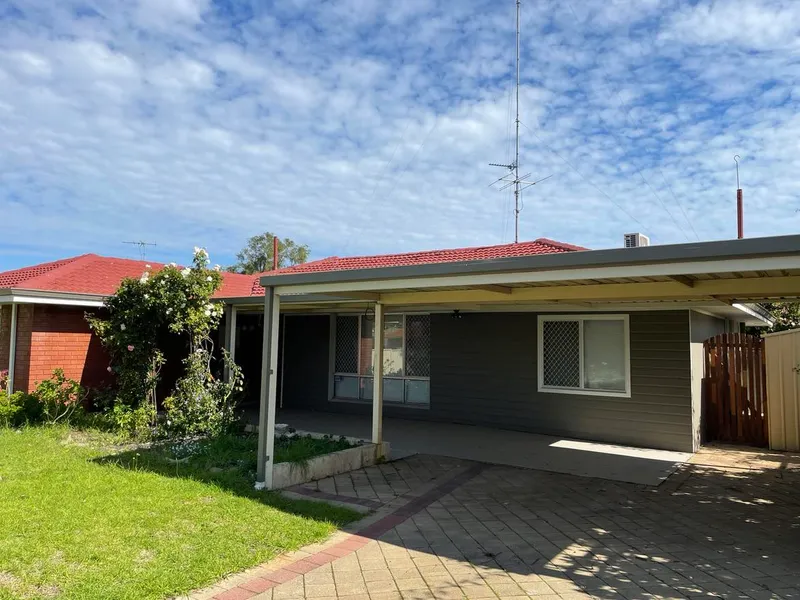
91 432 359 525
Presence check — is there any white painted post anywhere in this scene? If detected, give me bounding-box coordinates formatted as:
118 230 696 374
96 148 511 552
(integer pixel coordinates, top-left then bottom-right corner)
223 305 238 381
7 303 17 394
229 306 238 363
372 302 384 446
255 288 281 489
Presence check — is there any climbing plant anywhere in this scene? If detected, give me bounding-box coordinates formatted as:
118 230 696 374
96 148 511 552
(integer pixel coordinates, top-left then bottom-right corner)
88 247 243 438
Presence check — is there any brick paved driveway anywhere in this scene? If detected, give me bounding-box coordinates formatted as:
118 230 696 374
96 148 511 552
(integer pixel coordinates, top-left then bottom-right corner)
192 454 800 600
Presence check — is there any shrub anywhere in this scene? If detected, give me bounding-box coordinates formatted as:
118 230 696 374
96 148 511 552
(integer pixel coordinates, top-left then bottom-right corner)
162 349 243 438
0 390 43 427
109 403 157 439
32 369 84 425
87 247 242 439
0 390 23 427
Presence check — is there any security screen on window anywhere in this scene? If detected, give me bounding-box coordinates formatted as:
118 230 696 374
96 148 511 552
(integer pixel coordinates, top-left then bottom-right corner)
333 313 431 405
539 315 629 396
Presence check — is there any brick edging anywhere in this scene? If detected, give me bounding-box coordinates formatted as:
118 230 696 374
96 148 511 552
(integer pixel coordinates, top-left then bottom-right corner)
286 485 384 510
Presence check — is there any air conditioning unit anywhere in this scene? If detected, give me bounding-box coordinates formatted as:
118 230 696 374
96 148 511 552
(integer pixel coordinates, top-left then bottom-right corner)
624 233 650 248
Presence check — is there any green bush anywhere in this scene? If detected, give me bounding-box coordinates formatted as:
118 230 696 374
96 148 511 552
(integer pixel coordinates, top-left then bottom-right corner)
0 390 23 427
0 390 41 427
32 369 84 425
162 349 243 439
109 403 156 439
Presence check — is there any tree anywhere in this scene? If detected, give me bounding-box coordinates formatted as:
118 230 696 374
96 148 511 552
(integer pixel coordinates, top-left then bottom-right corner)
227 233 309 274
760 302 800 333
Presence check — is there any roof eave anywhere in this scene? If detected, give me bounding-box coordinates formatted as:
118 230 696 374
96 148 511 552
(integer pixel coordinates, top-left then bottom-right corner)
0 288 106 307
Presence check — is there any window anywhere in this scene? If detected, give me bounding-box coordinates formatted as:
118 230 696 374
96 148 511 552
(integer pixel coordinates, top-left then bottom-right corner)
333 313 431 406
538 315 630 397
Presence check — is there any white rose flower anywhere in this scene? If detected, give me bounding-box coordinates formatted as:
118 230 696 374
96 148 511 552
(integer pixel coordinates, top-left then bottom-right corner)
120 324 126 331
206 276 213 282
181 268 191 277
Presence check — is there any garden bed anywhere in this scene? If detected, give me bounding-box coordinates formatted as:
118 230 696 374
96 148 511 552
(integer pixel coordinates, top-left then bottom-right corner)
271 431 390 489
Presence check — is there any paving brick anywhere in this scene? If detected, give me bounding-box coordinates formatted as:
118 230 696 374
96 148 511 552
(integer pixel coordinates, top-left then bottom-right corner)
187 453 800 600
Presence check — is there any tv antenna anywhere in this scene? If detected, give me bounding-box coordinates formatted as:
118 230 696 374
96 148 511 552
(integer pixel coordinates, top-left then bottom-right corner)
489 0 552 243
123 241 157 260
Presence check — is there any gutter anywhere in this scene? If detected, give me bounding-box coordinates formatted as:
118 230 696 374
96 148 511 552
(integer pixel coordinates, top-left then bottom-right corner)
733 302 775 326
0 289 106 307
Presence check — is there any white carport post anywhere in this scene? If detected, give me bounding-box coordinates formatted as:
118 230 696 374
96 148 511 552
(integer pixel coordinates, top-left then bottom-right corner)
223 305 238 381
372 302 384 447
7 303 17 393
255 287 280 490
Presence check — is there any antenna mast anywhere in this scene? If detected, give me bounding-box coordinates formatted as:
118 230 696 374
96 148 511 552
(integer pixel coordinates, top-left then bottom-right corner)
123 241 157 260
513 0 521 243
489 0 551 243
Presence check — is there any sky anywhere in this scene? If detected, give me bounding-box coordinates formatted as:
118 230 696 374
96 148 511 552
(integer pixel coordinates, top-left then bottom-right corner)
1 0 800 271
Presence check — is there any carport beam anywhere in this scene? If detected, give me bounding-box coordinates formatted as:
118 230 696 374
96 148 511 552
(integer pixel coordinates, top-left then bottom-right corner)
255 287 280 490
372 302 384 447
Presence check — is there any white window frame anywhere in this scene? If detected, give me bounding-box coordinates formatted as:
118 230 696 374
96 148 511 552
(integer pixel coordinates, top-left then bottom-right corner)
537 314 631 398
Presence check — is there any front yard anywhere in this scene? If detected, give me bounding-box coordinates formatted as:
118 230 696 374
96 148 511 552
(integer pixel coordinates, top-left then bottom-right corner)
0 428 359 600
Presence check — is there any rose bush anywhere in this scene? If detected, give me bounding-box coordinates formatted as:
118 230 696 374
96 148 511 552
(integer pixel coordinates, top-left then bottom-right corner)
88 247 241 438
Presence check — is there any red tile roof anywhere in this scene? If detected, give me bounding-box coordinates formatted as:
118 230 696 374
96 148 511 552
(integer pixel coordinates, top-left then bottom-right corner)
270 238 586 275
0 255 88 288
0 238 585 300
0 254 259 299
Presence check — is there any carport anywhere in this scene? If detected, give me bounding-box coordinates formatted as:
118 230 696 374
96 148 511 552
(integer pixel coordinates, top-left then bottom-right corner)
250 235 800 489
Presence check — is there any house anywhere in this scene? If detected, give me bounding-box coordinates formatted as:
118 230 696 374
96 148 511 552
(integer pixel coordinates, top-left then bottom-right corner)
3 235 797 491
246 234 800 489
0 254 263 394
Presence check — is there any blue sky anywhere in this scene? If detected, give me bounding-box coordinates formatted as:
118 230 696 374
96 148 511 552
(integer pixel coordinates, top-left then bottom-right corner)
2 0 800 271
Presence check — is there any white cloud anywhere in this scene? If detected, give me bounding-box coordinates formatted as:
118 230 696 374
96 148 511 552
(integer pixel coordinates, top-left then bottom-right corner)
135 0 210 27
663 0 800 49
1 0 800 270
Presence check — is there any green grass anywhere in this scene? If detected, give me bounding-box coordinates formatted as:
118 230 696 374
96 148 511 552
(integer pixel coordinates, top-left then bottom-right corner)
0 428 360 600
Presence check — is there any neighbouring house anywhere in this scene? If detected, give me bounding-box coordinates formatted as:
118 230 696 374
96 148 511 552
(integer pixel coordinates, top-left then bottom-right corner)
0 254 262 394
4 234 798 490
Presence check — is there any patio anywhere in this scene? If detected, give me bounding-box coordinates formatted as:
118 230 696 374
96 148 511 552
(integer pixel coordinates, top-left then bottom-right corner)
191 449 800 600
272 410 691 486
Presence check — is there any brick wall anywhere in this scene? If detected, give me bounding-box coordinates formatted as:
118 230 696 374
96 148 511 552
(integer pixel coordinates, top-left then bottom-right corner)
0 305 34 393
3 304 110 393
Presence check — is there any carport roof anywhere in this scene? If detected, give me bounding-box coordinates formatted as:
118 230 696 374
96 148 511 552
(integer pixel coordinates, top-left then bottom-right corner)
255 235 800 323
261 234 800 289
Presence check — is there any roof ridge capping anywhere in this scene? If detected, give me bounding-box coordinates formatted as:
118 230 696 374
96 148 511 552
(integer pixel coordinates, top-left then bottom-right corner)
534 237 588 252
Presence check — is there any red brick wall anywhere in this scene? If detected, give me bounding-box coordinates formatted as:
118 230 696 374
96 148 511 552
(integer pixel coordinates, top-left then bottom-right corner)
4 305 110 393
1 305 34 393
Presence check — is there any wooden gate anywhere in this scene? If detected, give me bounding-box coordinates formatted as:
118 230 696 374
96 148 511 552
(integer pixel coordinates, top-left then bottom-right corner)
703 333 769 447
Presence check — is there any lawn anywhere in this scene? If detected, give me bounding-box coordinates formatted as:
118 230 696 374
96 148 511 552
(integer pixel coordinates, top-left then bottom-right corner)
0 428 360 600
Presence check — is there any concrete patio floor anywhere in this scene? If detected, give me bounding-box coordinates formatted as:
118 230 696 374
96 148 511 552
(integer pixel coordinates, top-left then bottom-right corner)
275 410 691 486
190 450 800 600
